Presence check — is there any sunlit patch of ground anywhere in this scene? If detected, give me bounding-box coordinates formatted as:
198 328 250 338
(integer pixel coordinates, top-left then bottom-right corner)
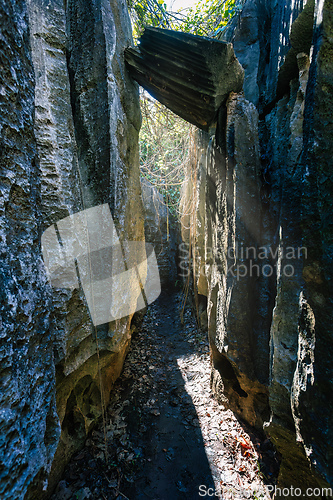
177 352 272 499
52 291 276 500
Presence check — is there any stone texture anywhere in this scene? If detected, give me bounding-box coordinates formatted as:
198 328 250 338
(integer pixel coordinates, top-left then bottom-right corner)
290 0 333 487
0 0 143 498
141 178 179 288
221 0 263 107
264 0 305 103
181 0 333 493
125 27 244 131
276 0 315 99
262 0 333 491
2 0 333 496
210 95 270 430
0 1 58 498
181 95 272 430
262 54 321 494
180 129 210 328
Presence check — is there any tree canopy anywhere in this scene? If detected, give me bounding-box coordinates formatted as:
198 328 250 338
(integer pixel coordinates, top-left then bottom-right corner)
128 0 243 38
127 0 244 215
139 92 193 216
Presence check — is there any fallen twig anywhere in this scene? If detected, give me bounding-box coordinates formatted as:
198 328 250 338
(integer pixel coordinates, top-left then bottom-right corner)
180 433 191 452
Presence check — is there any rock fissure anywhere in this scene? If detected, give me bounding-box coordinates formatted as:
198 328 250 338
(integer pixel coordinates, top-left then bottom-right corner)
1 0 333 498
51 290 278 500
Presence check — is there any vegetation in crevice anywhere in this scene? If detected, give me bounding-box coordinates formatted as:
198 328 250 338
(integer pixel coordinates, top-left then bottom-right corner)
127 0 245 39
139 92 193 217
128 0 244 217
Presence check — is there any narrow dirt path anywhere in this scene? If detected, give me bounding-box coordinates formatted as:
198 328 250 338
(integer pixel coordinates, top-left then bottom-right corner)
52 290 276 500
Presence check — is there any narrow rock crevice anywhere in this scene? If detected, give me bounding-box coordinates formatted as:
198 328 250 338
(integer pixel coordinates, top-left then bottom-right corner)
1 0 333 497
51 291 279 500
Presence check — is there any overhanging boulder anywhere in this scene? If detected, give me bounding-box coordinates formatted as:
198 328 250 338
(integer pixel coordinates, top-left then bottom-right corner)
125 27 244 131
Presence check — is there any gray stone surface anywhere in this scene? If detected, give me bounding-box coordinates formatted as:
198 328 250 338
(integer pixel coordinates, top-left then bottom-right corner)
292 0 333 486
0 1 59 498
0 0 143 498
1 0 333 496
181 0 333 492
125 27 244 131
141 178 179 289
180 130 210 328
222 0 262 106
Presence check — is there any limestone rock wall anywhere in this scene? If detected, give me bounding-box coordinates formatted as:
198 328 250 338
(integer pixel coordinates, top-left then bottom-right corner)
0 0 142 498
181 0 333 492
141 178 179 288
180 129 210 328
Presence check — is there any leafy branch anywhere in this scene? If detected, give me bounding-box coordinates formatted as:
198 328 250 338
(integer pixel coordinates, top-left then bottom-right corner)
128 0 244 214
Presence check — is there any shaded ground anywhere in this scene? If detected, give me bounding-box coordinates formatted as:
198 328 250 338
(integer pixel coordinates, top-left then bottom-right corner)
52 290 278 500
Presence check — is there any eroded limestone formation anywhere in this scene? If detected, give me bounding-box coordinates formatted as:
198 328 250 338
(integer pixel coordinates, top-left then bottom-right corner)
0 0 143 498
181 0 333 494
1 0 332 497
125 27 244 131
141 178 180 288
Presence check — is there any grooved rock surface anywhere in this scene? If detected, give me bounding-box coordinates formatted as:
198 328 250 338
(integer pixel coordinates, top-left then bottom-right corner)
199 95 270 431
180 129 210 329
141 178 179 288
0 3 57 498
0 0 142 498
125 27 244 131
181 0 333 493
290 0 333 487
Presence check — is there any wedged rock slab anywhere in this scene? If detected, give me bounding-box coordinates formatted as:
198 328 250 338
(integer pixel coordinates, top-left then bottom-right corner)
125 27 244 130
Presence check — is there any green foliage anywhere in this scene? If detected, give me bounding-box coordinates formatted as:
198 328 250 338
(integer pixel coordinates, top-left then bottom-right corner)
128 0 243 39
139 93 193 216
128 0 172 39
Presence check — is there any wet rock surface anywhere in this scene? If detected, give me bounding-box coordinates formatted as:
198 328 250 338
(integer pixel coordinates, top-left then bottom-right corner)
52 290 278 499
